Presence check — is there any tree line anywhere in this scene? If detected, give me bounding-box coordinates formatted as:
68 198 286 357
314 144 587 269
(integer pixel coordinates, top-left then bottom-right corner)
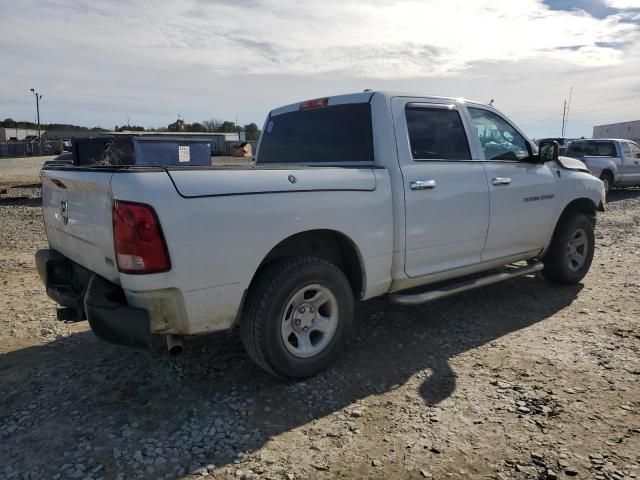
1 118 105 132
2 117 262 141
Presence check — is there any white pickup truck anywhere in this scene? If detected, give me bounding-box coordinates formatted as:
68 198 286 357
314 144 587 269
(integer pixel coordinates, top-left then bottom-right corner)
36 91 605 379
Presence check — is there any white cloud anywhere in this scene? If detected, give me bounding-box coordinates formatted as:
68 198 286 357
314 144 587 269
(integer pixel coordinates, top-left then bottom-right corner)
0 0 638 137
2 0 638 78
605 0 640 7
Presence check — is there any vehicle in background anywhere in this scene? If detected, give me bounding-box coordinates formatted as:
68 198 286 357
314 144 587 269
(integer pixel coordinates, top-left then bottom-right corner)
36 92 605 379
564 139 640 192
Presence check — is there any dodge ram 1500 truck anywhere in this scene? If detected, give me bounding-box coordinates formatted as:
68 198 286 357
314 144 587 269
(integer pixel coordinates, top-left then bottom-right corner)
36 91 606 379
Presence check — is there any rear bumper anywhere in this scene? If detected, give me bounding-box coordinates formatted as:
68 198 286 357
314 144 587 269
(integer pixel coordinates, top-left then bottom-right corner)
35 249 151 349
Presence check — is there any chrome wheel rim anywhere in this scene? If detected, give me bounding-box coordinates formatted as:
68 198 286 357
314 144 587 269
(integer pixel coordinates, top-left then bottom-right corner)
280 284 339 358
565 228 588 272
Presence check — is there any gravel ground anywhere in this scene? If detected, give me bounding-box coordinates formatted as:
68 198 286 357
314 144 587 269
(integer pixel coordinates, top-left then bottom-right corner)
0 159 638 480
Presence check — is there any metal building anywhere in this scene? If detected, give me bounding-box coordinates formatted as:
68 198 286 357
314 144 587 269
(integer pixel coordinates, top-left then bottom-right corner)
593 120 640 143
0 127 44 141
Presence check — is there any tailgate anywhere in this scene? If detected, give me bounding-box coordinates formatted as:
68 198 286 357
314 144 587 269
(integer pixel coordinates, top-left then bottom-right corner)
41 169 119 283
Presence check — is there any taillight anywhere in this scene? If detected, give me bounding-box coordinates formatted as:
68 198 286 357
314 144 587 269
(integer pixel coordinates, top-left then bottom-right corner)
113 201 170 274
299 97 329 110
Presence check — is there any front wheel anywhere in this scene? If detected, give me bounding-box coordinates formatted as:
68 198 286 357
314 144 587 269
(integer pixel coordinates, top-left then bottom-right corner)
541 213 595 284
241 256 355 379
600 171 613 194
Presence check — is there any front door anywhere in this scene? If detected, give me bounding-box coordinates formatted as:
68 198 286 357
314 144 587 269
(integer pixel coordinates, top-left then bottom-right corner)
622 141 640 184
392 98 490 278
464 106 557 261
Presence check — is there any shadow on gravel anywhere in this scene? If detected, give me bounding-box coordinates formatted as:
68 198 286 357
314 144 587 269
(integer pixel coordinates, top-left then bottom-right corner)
0 275 581 478
0 195 42 207
606 188 640 203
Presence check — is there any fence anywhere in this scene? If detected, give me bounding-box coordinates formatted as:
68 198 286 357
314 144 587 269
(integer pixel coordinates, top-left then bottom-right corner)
0 140 63 158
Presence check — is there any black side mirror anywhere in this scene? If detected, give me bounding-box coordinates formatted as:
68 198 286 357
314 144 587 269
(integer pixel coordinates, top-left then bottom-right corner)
538 140 559 163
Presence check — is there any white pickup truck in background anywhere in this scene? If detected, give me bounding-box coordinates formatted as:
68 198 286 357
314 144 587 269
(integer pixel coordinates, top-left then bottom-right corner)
36 91 605 379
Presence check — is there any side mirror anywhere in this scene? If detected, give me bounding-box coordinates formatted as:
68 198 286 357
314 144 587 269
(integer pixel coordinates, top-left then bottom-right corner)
538 140 559 163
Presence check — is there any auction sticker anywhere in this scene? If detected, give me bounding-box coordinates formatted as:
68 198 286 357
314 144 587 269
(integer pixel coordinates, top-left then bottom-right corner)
178 146 190 163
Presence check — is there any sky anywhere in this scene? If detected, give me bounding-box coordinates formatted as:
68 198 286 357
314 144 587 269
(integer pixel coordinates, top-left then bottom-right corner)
0 0 639 138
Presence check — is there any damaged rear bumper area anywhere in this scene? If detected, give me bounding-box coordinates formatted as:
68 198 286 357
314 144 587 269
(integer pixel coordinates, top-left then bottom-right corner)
35 249 151 349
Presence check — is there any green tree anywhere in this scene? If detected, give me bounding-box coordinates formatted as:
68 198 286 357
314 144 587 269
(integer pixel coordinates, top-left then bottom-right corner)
243 123 261 141
187 122 205 132
219 121 237 133
167 119 185 132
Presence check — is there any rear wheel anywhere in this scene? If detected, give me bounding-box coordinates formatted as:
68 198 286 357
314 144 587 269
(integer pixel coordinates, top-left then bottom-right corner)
241 256 355 379
541 213 595 284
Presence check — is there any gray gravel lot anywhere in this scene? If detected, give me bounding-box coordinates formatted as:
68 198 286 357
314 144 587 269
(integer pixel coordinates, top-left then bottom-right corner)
0 158 638 479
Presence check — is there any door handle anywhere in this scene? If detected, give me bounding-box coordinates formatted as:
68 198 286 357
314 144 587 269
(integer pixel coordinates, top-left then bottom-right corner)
410 179 436 190
492 177 512 186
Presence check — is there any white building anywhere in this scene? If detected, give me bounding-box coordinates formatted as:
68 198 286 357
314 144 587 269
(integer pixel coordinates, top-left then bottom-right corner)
593 120 640 142
0 127 43 141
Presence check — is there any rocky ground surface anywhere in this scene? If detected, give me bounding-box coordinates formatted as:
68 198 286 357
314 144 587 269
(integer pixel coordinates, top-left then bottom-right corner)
0 158 638 479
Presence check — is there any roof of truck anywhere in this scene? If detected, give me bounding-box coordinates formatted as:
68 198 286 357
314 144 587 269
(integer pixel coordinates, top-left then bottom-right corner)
269 91 489 117
569 138 635 143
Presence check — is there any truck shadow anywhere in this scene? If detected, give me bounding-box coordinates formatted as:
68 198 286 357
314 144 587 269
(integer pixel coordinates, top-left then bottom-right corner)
606 187 640 203
0 275 581 478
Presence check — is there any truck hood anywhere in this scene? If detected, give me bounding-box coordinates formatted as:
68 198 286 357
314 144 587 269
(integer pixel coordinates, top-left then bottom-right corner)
556 156 591 173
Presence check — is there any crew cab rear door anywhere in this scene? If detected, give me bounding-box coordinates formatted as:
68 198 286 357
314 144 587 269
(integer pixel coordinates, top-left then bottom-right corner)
391 97 490 278
463 106 556 261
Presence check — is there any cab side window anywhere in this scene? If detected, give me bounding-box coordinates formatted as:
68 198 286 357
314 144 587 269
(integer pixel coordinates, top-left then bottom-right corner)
596 142 616 157
621 142 631 156
468 108 530 161
405 106 471 160
629 142 640 156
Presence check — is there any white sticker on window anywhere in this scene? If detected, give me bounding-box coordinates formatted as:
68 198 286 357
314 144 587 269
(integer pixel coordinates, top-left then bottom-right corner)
266 120 274 133
178 145 190 163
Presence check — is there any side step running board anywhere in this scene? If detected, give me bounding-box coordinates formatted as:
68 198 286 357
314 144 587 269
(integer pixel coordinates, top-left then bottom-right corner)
390 261 544 306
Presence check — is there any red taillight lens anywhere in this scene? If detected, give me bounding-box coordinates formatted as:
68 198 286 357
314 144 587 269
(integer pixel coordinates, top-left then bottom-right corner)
113 201 171 274
299 97 329 110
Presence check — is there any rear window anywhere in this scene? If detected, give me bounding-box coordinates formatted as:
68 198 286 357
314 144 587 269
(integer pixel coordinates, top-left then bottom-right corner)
405 106 471 160
257 103 374 164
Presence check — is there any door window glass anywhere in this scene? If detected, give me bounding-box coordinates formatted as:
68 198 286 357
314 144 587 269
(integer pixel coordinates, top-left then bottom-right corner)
468 108 530 161
621 143 631 155
405 106 471 160
596 142 616 157
629 142 640 156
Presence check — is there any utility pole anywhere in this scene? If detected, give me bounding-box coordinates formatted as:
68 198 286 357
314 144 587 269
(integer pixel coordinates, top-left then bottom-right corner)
30 88 43 147
560 87 574 138
565 86 574 137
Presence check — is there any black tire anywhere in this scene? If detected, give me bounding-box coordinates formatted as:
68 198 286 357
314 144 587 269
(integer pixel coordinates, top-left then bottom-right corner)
241 256 355 379
541 213 595 284
600 170 613 194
